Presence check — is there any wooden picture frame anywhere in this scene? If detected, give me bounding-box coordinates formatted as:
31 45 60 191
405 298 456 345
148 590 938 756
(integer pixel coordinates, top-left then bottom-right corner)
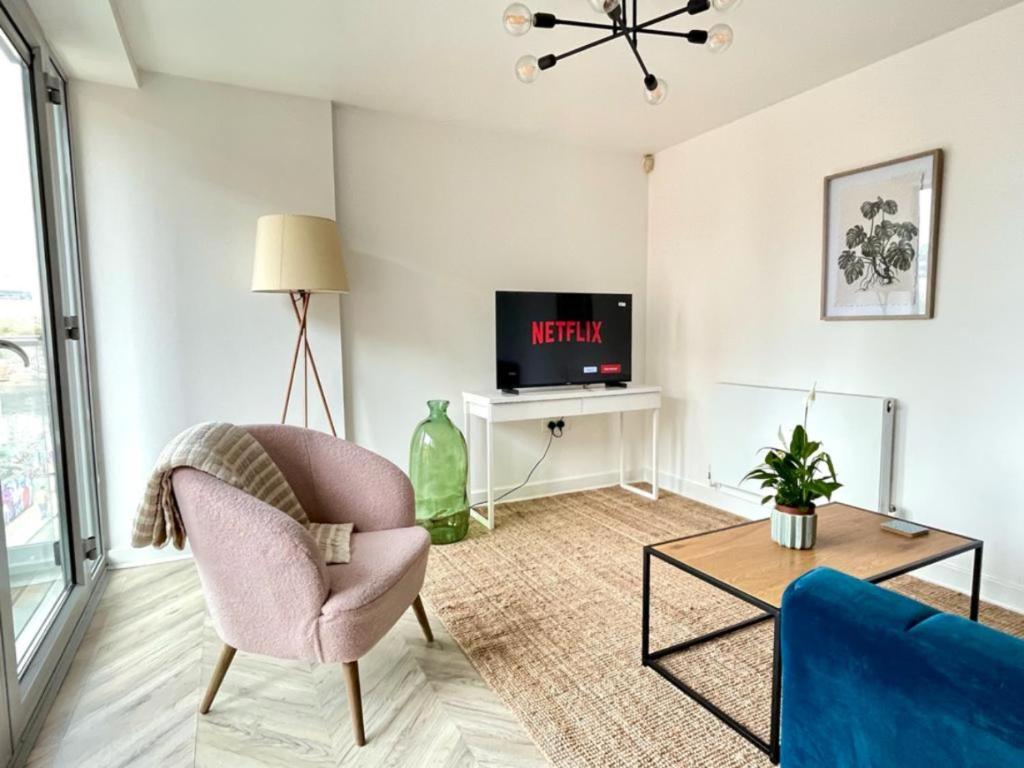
821 149 943 320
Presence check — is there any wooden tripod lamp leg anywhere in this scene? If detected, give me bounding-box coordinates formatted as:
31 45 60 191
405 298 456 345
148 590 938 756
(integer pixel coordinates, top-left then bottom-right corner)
281 291 310 424
287 292 339 437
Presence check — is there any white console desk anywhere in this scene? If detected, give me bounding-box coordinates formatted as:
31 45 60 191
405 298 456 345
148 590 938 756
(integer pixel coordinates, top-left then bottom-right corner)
462 385 661 530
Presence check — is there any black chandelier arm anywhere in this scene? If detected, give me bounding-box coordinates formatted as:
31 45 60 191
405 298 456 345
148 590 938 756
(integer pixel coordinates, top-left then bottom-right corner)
533 0 713 39
537 16 616 32
623 36 650 77
549 29 626 65
616 8 651 78
635 0 710 34
639 28 709 43
534 17 709 41
534 0 714 72
632 0 640 48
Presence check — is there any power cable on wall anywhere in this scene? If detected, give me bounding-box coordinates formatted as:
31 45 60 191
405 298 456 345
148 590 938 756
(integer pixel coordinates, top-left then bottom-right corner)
470 419 564 512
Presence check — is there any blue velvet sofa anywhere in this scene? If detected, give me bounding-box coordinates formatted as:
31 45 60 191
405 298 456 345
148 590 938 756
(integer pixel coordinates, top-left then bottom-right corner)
780 567 1024 767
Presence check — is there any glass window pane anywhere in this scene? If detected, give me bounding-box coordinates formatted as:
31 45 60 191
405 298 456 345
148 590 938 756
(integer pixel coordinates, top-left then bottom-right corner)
0 31 71 666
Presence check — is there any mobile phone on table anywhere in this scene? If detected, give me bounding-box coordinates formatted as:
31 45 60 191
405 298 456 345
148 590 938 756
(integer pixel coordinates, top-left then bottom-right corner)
881 519 929 538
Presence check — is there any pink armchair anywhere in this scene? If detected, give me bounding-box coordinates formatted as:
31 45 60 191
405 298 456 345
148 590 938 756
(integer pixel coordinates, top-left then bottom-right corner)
173 424 433 746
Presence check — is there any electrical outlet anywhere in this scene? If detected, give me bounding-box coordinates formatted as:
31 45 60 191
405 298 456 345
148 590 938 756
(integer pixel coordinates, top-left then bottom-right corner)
545 419 568 435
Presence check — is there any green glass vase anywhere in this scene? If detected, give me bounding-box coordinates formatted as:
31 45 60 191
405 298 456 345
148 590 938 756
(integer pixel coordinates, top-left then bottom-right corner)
409 400 469 544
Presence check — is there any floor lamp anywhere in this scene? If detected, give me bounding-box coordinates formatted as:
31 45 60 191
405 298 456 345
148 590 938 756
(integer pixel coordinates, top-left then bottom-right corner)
252 214 349 436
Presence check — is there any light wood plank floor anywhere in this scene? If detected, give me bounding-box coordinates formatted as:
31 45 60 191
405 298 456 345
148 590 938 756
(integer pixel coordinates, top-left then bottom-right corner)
26 561 546 768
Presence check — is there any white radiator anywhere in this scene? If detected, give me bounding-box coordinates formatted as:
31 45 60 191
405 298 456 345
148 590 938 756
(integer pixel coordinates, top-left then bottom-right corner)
710 383 896 514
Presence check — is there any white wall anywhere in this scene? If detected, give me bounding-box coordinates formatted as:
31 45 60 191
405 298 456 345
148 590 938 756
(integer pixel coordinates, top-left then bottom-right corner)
71 74 341 564
646 5 1024 609
332 106 649 497
72 76 648 563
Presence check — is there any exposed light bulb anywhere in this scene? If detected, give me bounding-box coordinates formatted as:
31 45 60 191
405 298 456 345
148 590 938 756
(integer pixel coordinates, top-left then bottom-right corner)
515 55 540 83
706 23 734 53
712 0 743 11
588 0 621 15
643 77 668 106
502 3 533 36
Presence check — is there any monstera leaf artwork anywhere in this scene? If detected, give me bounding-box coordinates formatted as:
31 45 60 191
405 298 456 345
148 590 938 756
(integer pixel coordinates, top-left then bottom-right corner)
837 197 919 290
822 150 942 320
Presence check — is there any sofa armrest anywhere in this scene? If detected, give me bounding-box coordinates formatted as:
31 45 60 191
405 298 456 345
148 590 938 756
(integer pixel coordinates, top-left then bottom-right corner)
173 468 329 661
781 567 1024 768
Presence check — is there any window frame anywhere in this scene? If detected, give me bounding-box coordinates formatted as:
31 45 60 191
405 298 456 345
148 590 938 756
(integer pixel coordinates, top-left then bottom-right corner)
0 0 108 758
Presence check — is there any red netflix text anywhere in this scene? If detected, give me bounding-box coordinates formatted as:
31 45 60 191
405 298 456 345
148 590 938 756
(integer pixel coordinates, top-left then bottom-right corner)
531 320 603 345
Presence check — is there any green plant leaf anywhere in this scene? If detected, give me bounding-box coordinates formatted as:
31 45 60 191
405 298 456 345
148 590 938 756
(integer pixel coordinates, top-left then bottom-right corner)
746 424 841 508
882 199 899 215
885 240 916 271
896 221 919 241
841 256 865 285
845 225 867 248
860 199 881 219
875 218 896 242
790 424 807 457
862 234 884 259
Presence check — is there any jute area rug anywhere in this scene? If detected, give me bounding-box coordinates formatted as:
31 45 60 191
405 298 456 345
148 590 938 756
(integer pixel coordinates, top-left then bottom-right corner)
421 486 1024 768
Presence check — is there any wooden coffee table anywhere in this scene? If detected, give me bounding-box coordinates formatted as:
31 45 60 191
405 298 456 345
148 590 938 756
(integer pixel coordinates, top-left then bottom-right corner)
641 502 983 765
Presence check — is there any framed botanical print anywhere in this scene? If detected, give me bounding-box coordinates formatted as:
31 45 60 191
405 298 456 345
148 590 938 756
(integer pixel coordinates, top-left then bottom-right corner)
821 149 943 320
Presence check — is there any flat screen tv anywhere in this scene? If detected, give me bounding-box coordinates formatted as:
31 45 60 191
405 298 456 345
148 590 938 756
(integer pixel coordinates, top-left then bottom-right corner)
496 291 632 392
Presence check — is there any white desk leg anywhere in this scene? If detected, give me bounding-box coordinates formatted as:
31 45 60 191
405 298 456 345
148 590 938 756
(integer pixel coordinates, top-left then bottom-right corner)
485 418 495 529
651 407 660 500
463 400 472 506
618 411 626 487
620 407 659 502
467 404 495 531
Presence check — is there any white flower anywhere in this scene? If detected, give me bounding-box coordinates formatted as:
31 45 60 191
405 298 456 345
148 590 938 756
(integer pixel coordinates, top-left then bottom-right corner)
803 382 817 429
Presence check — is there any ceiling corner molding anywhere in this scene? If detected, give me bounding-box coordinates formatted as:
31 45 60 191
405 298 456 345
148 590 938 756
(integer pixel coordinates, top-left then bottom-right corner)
106 0 139 88
27 0 139 88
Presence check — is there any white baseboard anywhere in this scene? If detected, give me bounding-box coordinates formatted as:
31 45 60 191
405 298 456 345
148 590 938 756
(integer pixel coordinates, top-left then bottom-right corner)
108 471 630 569
107 545 193 570
668 475 1024 614
914 561 1024 614
470 469 629 507
105 469 1024 613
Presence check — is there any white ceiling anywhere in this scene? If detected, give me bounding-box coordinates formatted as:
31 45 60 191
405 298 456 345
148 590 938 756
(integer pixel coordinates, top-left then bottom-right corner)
35 0 1023 153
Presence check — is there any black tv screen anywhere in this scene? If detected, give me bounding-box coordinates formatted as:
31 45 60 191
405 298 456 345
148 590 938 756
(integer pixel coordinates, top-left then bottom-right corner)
496 291 632 390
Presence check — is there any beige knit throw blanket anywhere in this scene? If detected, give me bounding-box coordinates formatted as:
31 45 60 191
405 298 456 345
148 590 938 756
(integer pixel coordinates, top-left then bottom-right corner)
131 422 351 564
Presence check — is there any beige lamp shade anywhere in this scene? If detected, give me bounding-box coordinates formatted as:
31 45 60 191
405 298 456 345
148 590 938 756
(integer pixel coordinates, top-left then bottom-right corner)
252 214 349 293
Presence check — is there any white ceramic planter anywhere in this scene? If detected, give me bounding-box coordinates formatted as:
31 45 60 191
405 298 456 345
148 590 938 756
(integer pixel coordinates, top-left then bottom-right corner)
771 507 817 550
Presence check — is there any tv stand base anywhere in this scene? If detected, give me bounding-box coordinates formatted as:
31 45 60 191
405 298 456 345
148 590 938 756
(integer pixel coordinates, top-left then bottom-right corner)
604 381 627 389
500 387 520 395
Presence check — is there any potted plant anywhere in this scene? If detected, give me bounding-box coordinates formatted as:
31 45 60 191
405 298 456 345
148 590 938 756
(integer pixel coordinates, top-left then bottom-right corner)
743 424 842 550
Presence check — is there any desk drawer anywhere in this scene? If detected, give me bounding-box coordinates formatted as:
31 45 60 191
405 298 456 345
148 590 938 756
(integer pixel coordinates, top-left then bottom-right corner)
581 392 660 415
490 397 584 423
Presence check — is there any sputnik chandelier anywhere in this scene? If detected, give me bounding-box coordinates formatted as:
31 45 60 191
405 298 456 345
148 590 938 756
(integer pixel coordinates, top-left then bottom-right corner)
502 0 741 105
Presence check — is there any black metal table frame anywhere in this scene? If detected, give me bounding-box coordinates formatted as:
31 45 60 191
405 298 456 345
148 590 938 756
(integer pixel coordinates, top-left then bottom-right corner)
641 519 984 765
